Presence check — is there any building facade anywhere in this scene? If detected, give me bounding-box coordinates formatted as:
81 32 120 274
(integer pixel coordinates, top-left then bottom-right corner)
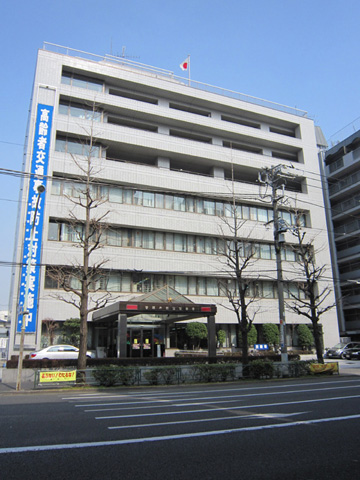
324 131 360 340
8 44 340 358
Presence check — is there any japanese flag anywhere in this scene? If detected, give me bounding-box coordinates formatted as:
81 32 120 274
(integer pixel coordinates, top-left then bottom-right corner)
180 57 189 71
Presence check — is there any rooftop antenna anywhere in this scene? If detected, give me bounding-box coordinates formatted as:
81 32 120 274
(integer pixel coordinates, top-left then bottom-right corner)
115 46 140 60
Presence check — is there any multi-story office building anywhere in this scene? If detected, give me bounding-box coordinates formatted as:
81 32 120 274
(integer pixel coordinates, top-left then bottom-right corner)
8 44 340 358
324 131 360 340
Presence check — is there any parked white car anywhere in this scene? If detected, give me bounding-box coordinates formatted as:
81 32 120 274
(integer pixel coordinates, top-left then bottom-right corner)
29 345 94 360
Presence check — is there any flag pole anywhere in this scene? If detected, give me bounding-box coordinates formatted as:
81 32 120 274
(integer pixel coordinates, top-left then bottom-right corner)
188 54 191 86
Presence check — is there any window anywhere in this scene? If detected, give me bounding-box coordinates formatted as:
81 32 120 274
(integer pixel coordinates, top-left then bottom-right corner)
59 101 101 122
262 281 274 298
122 229 132 247
186 197 195 212
61 72 103 92
174 195 186 211
122 273 131 292
175 276 188 294
109 186 123 203
55 137 104 158
107 273 121 291
165 233 174 250
51 179 61 195
188 277 197 295
123 189 133 204
260 244 271 260
204 237 213 254
155 193 164 208
165 195 173 209
134 231 142 248
187 235 195 253
133 190 143 206
204 200 215 215
196 237 205 253
224 204 233 218
257 208 268 222
48 222 60 241
143 192 155 207
155 232 164 250
196 198 204 214
242 205 250 219
143 231 155 249
198 277 206 295
174 234 186 252
107 228 122 246
206 278 218 296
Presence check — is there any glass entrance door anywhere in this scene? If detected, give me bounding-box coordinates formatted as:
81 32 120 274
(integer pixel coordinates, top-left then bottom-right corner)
129 328 154 357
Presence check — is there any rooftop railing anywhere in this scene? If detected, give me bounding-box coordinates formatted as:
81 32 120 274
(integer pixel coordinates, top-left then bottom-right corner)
43 42 308 118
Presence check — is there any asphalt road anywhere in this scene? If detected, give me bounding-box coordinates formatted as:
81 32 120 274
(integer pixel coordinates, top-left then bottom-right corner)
1 376 360 479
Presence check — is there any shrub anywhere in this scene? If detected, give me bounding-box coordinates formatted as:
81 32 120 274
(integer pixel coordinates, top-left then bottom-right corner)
190 364 236 382
238 324 258 347
159 366 178 385
93 365 139 386
289 360 312 377
143 368 161 385
186 322 208 349
262 324 280 348
93 365 120 386
217 329 227 347
118 367 139 385
296 325 314 349
245 359 274 379
60 318 81 347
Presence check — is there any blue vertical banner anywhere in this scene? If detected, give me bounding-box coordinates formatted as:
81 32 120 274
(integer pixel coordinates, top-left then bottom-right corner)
17 104 53 333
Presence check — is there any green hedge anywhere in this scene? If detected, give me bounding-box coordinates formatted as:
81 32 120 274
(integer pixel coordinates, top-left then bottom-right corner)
92 365 139 386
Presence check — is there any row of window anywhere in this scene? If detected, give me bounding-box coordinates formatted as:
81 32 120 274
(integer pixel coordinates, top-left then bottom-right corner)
334 218 360 236
59 102 102 122
45 269 305 299
48 221 299 261
61 72 103 92
51 178 306 227
338 260 360 274
61 72 299 142
331 193 360 217
55 137 105 159
328 169 360 196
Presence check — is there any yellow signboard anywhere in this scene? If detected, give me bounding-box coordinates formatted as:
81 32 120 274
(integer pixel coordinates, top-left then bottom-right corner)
309 363 338 374
39 371 77 383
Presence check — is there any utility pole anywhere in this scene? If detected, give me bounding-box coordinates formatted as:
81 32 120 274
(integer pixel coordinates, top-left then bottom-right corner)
259 165 289 363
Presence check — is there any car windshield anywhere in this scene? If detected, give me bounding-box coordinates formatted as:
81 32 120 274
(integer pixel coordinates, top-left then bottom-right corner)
331 343 343 349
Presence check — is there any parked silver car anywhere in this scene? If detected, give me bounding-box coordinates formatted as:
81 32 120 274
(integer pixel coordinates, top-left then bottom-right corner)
325 342 360 359
29 345 94 360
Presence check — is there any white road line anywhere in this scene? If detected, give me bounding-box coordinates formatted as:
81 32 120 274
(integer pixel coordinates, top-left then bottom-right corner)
61 378 360 401
108 411 308 430
78 383 360 410
95 394 360 419
1 413 360 454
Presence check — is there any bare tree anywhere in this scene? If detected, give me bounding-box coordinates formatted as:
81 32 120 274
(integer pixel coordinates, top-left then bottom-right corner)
42 318 59 346
48 110 113 378
217 206 259 365
286 225 336 363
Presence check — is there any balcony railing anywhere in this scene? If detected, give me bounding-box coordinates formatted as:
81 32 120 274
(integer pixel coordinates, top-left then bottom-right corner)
43 42 308 118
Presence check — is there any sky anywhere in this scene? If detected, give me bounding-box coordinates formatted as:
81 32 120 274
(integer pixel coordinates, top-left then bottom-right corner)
1 0 360 311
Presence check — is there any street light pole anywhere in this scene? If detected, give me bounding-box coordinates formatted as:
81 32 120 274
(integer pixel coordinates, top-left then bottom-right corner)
16 184 45 391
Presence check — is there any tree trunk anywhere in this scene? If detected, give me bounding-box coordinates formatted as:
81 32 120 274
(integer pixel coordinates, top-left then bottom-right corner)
312 318 323 363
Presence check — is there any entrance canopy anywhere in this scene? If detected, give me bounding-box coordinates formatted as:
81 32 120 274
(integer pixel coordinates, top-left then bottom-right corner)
92 286 217 325
92 286 217 357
